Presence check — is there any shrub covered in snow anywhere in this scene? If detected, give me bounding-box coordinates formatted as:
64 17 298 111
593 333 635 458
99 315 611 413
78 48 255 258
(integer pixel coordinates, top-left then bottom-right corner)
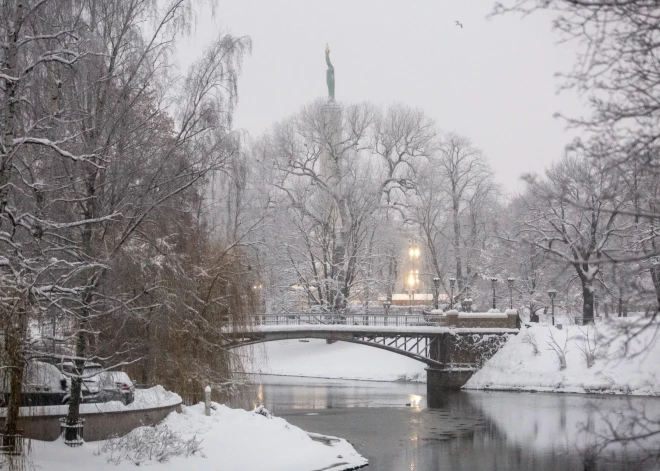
97 424 203 465
253 404 272 418
546 328 570 370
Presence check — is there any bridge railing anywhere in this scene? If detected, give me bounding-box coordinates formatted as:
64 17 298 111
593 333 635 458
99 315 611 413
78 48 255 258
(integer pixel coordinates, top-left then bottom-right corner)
250 312 444 327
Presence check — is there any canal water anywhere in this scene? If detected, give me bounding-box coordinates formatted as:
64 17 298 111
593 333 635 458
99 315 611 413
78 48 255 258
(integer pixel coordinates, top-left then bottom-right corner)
230 375 660 470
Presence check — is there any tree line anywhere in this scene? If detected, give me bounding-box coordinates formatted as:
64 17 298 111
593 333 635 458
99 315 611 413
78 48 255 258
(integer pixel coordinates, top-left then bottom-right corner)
245 100 658 326
1 0 256 448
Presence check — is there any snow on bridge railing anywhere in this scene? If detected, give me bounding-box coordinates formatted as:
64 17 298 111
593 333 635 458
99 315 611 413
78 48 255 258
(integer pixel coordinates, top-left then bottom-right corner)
246 310 520 330
249 312 442 327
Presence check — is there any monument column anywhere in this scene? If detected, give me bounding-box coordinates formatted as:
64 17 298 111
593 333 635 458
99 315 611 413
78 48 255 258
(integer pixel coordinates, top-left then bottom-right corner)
321 44 345 310
320 43 341 183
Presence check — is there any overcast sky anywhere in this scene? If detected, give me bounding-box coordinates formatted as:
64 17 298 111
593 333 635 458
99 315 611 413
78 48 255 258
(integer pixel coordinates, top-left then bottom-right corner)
177 1 585 194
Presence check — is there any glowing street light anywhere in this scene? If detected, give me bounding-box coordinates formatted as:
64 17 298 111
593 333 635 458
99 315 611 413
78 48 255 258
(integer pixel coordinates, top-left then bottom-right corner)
408 271 416 288
407 240 420 314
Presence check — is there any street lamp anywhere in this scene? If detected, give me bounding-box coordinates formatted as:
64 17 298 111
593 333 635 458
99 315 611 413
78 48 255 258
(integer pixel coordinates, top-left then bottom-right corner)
407 270 416 314
507 278 515 310
463 286 473 313
408 240 420 260
449 278 456 310
490 278 498 309
407 240 420 314
547 289 557 326
432 277 440 310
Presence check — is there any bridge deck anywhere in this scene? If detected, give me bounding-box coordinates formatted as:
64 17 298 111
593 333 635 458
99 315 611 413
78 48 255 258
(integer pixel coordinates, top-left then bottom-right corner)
226 325 518 335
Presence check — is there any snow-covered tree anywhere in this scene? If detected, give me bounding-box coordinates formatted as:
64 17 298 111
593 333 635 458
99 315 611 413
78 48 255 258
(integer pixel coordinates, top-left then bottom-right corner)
518 154 628 323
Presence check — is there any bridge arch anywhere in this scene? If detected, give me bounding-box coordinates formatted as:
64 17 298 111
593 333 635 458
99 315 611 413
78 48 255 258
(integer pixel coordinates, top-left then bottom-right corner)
226 316 517 392
228 331 442 367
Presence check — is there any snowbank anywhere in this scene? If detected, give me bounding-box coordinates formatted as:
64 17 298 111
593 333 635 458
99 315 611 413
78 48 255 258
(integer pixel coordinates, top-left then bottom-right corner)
0 386 181 417
465 319 660 395
241 339 427 382
21 403 367 471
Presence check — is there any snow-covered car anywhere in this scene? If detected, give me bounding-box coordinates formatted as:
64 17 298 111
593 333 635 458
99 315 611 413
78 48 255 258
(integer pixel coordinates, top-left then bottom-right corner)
57 362 135 405
97 371 135 405
0 361 69 407
57 361 104 403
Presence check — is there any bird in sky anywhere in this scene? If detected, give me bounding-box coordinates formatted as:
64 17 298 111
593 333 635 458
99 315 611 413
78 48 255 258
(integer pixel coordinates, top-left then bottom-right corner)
455 21 463 28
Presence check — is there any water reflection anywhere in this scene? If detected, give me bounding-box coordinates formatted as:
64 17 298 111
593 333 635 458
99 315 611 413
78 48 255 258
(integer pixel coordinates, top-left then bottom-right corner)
231 375 660 470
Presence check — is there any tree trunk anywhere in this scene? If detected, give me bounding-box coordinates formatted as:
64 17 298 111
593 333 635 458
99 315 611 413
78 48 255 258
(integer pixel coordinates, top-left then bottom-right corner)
452 197 463 292
387 255 396 302
64 325 87 440
650 263 660 314
3 308 27 451
582 279 595 324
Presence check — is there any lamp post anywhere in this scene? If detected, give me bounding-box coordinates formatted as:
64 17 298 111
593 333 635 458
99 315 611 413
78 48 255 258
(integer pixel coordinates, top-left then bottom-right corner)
548 289 557 326
463 286 473 313
465 285 472 312
407 270 416 314
449 278 456 310
490 277 498 310
507 278 514 310
383 300 391 326
407 240 420 314
432 277 440 310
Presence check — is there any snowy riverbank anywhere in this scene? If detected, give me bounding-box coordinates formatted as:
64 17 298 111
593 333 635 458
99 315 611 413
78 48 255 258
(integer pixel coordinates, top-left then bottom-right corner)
466 319 660 395
14 403 367 471
239 339 428 382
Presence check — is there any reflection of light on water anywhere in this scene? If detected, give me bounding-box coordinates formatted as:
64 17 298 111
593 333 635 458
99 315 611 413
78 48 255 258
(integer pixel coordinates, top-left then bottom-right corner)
409 394 422 408
252 384 265 410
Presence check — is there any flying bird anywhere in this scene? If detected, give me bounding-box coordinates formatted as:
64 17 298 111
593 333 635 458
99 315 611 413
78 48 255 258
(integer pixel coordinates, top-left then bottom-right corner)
455 21 463 28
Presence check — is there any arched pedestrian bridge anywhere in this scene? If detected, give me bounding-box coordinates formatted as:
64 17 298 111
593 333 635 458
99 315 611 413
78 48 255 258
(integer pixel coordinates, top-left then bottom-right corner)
224 311 519 392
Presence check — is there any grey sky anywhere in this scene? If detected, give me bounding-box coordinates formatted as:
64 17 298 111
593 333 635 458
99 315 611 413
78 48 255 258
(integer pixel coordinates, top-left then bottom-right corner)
178 1 584 194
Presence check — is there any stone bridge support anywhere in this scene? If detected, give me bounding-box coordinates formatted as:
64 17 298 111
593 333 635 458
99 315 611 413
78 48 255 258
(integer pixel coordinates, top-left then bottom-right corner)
425 332 510 403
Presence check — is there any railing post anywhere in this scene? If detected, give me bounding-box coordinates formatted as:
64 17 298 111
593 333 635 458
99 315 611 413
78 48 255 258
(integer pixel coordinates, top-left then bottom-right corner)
204 386 212 416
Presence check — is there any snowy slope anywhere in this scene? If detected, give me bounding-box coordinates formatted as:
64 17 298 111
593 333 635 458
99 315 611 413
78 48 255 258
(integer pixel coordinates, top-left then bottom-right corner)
19 403 367 471
240 339 428 382
465 319 660 395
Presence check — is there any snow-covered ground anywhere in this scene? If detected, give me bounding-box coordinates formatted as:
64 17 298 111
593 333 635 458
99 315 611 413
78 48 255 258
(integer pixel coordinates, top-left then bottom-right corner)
240 339 428 382
466 318 660 395
13 403 367 471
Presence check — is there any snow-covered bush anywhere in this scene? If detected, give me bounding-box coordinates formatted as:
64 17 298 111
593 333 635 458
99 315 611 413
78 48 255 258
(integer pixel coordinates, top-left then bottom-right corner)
574 325 600 368
521 328 540 355
97 424 203 465
546 328 571 370
253 405 272 418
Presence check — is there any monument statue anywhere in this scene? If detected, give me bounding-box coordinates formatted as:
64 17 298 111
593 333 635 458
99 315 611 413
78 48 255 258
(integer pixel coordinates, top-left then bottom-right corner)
325 43 335 101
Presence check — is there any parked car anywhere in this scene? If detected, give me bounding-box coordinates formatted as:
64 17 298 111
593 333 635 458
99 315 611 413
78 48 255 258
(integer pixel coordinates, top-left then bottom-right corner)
0 361 69 407
98 371 135 405
57 361 104 403
56 362 135 405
